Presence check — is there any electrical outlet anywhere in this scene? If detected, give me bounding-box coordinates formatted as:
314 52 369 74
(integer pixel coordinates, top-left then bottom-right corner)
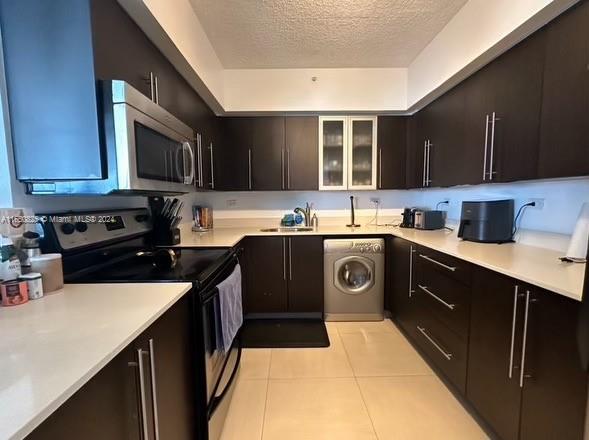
527 198 544 209
226 199 237 208
370 197 381 205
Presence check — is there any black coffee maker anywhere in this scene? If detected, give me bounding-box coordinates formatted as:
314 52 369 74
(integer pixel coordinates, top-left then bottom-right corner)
400 208 417 228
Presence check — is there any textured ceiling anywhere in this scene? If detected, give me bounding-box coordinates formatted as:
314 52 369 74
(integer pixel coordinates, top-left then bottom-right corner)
189 0 468 69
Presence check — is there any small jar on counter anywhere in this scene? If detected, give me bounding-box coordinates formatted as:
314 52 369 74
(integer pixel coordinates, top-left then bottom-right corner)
19 272 43 300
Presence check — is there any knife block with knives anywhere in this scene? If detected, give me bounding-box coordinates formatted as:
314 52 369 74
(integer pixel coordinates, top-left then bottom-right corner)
148 197 183 246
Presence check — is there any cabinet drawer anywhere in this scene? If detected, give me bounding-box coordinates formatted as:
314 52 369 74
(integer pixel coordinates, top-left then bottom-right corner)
412 313 468 394
414 266 470 340
416 246 472 285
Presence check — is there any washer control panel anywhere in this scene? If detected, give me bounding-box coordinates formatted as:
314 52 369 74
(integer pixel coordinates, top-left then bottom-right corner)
324 238 385 255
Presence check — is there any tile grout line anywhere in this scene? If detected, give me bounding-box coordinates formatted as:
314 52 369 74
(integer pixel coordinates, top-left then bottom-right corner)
259 349 272 440
337 324 381 440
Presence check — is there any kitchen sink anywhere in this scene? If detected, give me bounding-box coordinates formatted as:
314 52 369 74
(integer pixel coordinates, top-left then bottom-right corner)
259 227 315 232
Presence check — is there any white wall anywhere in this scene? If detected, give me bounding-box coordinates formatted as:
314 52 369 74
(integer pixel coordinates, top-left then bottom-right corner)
195 178 589 236
407 0 578 107
223 68 407 113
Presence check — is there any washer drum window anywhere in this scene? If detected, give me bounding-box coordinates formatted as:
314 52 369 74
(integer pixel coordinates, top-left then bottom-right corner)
334 256 375 295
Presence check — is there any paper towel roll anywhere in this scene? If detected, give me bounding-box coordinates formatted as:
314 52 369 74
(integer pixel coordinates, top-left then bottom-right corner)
565 202 589 262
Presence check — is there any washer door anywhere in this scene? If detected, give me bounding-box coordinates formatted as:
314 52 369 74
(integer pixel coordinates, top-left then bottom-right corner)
333 256 375 295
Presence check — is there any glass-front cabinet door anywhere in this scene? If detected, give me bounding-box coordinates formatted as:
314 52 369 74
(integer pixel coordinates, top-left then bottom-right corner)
319 117 348 190
319 116 377 190
348 117 377 190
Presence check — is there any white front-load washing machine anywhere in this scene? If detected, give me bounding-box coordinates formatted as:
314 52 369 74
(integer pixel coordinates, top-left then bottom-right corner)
324 238 385 321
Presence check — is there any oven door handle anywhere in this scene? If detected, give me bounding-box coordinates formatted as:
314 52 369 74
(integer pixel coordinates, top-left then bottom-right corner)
207 337 242 419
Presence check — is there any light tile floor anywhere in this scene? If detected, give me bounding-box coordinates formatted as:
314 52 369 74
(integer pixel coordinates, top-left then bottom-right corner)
220 321 488 440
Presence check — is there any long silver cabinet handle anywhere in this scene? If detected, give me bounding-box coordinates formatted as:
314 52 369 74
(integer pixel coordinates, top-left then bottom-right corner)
426 141 432 186
137 348 150 440
483 114 490 180
422 141 428 187
417 326 453 360
418 254 457 272
287 150 291 189
282 237 287 280
508 285 521 379
417 284 455 310
148 339 160 440
209 142 215 189
149 72 156 103
519 290 533 388
281 149 285 189
408 245 415 298
379 148 382 189
489 111 498 180
248 149 252 190
154 75 159 104
288 238 292 280
199 136 204 188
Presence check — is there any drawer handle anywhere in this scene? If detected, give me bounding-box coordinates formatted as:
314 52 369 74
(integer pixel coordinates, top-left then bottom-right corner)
419 254 457 272
417 285 456 310
417 326 453 361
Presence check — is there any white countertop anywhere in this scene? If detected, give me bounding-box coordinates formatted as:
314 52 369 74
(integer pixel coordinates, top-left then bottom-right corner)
178 224 586 302
0 282 192 440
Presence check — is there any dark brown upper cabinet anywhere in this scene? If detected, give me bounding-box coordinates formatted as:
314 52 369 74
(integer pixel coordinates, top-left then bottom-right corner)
377 116 408 189
406 109 432 188
216 117 252 191
538 1 589 179
285 117 319 190
462 31 546 185
251 117 285 190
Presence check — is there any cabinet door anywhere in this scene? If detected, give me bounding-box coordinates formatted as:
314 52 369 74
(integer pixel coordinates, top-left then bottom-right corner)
216 118 252 190
377 116 407 189
349 117 377 189
27 346 141 440
427 87 466 187
139 295 196 440
389 238 417 335
244 237 288 314
285 117 319 190
518 289 588 440
287 236 324 313
468 268 523 440
491 30 546 183
461 67 497 185
538 1 589 179
319 117 348 190
251 117 285 190
405 116 423 189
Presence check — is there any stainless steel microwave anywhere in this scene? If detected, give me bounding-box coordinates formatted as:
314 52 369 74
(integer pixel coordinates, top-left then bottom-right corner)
26 80 196 195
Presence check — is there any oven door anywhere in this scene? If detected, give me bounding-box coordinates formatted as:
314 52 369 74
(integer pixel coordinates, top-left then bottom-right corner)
112 101 195 193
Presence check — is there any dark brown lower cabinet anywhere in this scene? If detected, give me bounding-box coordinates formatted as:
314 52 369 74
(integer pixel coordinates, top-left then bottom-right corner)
243 236 323 315
288 236 323 312
468 267 588 440
388 237 416 334
27 295 195 440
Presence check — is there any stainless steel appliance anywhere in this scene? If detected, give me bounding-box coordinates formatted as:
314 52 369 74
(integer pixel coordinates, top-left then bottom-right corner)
458 199 514 243
27 81 196 195
324 239 385 321
40 208 241 440
414 210 445 230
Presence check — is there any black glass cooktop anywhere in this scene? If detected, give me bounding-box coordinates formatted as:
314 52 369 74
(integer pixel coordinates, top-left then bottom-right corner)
66 248 231 286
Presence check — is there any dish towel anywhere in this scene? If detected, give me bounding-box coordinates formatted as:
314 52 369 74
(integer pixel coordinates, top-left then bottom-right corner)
217 263 243 353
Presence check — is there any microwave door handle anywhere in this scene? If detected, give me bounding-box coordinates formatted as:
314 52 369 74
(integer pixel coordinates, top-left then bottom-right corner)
183 142 195 185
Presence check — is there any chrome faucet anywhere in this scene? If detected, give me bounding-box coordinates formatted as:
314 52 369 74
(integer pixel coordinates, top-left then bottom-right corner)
294 203 312 226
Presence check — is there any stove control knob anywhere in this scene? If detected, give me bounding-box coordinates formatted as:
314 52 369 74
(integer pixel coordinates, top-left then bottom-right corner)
373 244 382 253
75 222 88 233
135 214 150 223
61 222 75 235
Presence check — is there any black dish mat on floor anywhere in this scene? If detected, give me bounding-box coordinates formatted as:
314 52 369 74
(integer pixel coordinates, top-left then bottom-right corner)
240 319 330 348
